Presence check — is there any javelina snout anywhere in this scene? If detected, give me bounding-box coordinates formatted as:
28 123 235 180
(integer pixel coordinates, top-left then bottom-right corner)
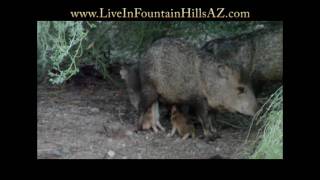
204 64 258 116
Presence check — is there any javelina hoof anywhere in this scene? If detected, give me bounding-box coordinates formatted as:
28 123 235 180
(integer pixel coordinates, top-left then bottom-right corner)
181 133 191 140
151 122 165 133
151 126 159 133
156 122 165 131
166 133 173 137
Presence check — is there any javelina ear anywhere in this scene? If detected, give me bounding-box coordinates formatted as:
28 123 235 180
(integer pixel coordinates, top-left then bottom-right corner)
217 64 232 79
119 66 128 80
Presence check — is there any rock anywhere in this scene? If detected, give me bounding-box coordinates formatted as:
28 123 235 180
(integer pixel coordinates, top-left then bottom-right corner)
125 130 133 136
90 107 100 113
107 138 113 143
137 154 142 159
195 142 207 149
109 122 122 130
107 150 115 158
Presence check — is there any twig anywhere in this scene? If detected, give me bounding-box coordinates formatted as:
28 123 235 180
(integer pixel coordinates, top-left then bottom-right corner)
105 73 122 89
118 107 124 124
216 119 243 129
103 125 109 137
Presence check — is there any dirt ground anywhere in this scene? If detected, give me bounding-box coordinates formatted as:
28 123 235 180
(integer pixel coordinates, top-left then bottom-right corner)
37 73 257 159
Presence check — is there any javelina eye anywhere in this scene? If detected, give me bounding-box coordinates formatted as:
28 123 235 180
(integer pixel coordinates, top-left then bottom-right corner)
237 86 245 94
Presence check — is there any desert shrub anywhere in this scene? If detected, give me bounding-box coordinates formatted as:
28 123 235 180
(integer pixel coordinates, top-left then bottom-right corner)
37 21 89 84
37 21 281 85
246 86 283 159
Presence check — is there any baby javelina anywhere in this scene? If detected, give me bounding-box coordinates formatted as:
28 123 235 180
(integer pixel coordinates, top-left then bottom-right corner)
141 102 165 133
167 105 195 140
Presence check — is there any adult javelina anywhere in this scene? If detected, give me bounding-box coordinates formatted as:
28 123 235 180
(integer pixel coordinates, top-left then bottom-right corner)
201 26 283 94
138 38 258 139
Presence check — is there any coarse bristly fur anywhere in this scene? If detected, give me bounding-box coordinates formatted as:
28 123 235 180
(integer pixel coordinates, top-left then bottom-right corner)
168 105 195 140
138 38 258 140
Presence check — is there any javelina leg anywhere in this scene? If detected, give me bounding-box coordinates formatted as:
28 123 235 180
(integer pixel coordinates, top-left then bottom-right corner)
167 127 177 137
208 110 218 128
154 101 165 131
194 98 219 141
156 121 165 131
137 84 159 131
208 111 221 138
150 101 159 133
151 123 159 133
149 100 165 133
181 133 190 140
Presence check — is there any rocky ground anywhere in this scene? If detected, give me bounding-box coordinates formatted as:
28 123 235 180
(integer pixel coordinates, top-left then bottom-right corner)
37 73 257 159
